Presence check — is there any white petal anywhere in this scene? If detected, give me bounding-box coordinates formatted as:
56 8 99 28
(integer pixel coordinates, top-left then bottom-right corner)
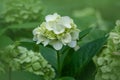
42 39 50 46
60 16 73 28
45 13 60 22
36 35 46 44
36 39 42 44
61 33 72 44
53 24 65 34
70 29 80 40
64 24 71 28
33 27 40 35
68 41 77 48
74 45 80 51
45 22 54 31
50 40 63 50
33 36 37 41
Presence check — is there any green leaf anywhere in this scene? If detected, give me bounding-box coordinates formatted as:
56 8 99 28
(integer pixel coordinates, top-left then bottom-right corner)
0 71 43 80
56 77 75 80
79 28 92 39
8 22 40 29
6 29 33 41
39 46 57 69
0 27 7 36
0 36 13 49
19 40 35 49
62 36 108 78
59 47 71 73
19 41 57 69
5 22 39 41
76 60 96 80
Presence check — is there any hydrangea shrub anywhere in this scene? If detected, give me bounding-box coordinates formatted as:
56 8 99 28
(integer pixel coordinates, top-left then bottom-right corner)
94 20 120 80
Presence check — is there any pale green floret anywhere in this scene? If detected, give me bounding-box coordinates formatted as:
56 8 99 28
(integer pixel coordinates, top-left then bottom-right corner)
0 45 55 80
33 13 80 50
94 20 120 80
97 57 105 66
32 62 41 70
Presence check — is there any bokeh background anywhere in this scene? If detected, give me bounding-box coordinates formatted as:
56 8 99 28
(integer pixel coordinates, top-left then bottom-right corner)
0 0 120 43
43 0 120 22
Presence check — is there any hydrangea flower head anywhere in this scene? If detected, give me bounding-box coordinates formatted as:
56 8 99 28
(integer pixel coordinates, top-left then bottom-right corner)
94 20 120 80
33 13 80 50
0 45 55 80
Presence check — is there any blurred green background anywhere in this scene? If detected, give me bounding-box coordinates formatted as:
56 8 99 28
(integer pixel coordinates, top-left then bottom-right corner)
43 0 120 22
0 0 120 42
41 0 120 43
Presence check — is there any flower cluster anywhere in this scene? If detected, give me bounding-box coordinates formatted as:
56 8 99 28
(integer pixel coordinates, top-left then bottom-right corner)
108 20 120 51
0 45 55 80
94 49 120 80
1 0 43 24
94 20 120 80
33 13 80 50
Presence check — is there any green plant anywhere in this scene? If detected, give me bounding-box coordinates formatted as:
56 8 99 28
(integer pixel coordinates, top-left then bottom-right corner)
94 20 120 80
0 12 109 80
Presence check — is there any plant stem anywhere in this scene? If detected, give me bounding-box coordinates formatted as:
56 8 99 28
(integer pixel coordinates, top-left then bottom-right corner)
57 51 61 77
8 67 11 80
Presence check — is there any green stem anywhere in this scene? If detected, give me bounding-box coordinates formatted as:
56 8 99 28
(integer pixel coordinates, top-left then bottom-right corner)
56 47 70 78
8 67 11 80
57 51 61 77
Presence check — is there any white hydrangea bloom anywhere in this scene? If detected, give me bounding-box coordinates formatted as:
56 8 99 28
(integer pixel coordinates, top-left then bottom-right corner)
33 13 80 50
